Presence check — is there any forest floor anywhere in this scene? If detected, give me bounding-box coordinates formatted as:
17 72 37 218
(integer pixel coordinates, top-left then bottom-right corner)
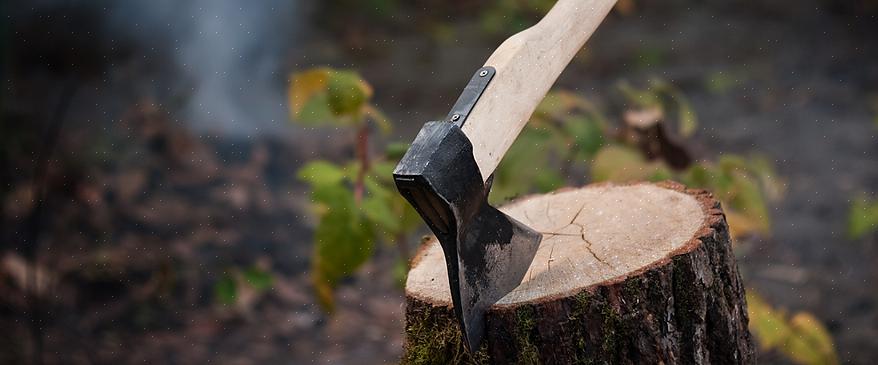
2 0 877 364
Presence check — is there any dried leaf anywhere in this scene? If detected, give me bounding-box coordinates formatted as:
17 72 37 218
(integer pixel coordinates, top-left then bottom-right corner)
290 67 331 118
747 291 839 365
787 313 839 365
747 292 791 349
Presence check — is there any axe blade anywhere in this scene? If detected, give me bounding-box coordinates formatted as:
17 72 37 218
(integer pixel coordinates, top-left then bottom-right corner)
457 205 541 350
393 121 541 351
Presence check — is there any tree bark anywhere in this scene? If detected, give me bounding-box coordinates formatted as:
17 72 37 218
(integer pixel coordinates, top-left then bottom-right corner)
402 182 754 364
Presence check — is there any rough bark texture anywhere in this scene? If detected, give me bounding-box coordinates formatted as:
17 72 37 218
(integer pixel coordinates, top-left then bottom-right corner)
402 182 754 364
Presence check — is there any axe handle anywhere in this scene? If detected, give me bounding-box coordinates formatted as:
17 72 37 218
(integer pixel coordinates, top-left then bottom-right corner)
460 0 617 181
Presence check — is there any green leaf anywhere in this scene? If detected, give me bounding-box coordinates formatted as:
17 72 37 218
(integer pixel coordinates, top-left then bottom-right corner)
385 142 410 161
243 267 273 291
362 194 400 233
681 163 714 188
748 155 786 202
490 127 557 203
719 156 771 234
647 165 674 182
297 160 347 187
290 67 330 117
747 292 839 365
618 81 662 110
847 195 878 239
289 67 384 128
676 96 697 138
533 170 565 193
364 105 392 134
787 312 839 365
564 116 605 159
214 273 237 306
311 183 375 311
295 92 334 125
685 158 773 238
371 160 398 180
591 144 666 182
327 70 372 117
747 292 792 349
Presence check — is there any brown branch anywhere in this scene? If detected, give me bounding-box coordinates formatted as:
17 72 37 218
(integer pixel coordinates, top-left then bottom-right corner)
353 123 369 204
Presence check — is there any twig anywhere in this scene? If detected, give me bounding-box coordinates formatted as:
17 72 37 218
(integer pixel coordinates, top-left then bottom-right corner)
353 123 369 204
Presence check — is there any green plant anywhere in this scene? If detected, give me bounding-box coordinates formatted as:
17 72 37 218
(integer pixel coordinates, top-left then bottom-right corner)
747 291 838 365
289 66 829 365
213 266 274 306
490 91 607 202
496 81 782 239
618 78 697 139
289 67 420 311
847 194 878 239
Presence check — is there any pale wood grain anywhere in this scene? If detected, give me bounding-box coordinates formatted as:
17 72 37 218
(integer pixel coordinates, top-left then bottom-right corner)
461 0 617 180
406 183 705 305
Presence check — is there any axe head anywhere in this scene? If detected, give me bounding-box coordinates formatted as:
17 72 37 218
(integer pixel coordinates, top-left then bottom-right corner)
393 121 541 351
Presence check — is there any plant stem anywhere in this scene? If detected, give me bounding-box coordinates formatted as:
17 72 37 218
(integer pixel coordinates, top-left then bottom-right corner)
354 123 369 204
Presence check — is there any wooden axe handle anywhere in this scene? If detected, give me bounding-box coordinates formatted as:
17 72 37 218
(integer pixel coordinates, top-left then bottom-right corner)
461 0 617 181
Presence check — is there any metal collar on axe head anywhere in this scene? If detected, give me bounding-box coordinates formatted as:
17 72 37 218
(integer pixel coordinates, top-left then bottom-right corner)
393 67 542 351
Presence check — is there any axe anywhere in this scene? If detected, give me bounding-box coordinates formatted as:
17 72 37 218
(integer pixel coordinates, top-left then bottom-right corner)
393 0 617 351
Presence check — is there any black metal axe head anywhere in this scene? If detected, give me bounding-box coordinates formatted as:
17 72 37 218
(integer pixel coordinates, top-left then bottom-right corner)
393 121 541 351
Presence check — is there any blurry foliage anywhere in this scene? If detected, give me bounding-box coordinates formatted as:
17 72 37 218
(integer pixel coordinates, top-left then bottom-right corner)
480 0 555 35
496 81 782 239
479 0 639 36
705 70 746 95
490 91 606 203
680 156 778 237
619 79 697 138
313 0 637 45
290 67 390 133
290 67 420 311
288 64 834 365
748 292 839 365
214 266 274 307
847 194 878 239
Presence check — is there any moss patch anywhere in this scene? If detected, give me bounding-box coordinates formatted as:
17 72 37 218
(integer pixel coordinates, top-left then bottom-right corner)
514 305 541 365
402 299 489 364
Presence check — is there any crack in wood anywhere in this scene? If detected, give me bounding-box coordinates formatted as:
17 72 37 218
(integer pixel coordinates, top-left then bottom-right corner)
535 204 615 270
572 221 613 269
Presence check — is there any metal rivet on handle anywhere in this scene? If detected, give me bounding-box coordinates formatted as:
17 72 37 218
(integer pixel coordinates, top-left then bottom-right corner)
479 70 489 77
450 114 461 121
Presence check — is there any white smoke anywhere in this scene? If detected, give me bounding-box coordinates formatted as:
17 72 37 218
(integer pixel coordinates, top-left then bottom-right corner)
102 0 302 135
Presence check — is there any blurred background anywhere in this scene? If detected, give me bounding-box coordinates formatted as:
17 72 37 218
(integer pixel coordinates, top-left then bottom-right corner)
2 0 877 364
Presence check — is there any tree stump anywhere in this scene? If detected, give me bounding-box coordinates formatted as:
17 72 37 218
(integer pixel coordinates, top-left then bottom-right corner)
403 182 755 364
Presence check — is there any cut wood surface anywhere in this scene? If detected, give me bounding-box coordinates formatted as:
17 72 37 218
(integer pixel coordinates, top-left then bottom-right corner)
404 182 754 364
